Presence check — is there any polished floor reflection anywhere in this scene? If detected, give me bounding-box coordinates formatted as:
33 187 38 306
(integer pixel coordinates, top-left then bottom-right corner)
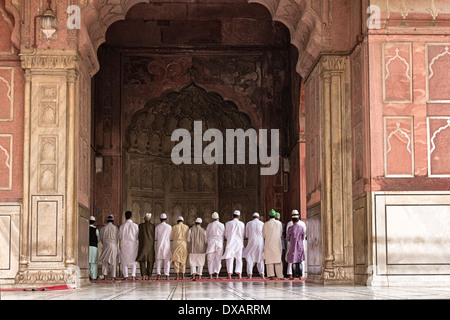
2 279 450 300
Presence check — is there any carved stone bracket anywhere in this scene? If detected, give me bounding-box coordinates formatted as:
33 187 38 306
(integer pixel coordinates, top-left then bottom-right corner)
320 55 349 72
20 51 80 72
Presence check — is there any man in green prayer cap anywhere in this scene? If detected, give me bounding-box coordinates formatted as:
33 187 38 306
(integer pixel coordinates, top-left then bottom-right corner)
262 209 285 280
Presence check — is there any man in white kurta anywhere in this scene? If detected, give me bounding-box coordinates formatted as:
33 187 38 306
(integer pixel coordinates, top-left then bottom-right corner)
119 211 139 280
243 212 265 279
262 209 284 280
286 209 307 278
155 213 172 280
206 212 225 279
222 210 245 279
98 215 119 281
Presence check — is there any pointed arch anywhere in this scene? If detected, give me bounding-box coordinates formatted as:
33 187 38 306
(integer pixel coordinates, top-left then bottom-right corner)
80 0 322 78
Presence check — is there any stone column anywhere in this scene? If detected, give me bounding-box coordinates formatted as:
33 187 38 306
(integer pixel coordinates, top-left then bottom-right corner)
19 69 31 272
65 68 78 267
15 50 80 287
319 55 354 284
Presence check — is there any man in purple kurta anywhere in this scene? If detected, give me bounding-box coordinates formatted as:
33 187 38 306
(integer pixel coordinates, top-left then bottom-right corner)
285 213 305 280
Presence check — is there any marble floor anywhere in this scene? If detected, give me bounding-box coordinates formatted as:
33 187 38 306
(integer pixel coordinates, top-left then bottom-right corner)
2 279 450 300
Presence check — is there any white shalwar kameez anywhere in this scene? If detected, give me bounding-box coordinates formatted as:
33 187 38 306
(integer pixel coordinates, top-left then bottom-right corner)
155 221 172 276
119 219 139 278
222 218 245 274
98 222 119 278
243 218 265 276
205 220 225 275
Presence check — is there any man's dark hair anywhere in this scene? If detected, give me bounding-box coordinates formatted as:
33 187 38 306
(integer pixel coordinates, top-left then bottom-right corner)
125 211 132 220
292 217 299 223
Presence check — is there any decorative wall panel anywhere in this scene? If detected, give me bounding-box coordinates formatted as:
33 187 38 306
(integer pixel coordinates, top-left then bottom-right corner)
38 136 58 192
374 193 450 279
30 195 64 262
427 116 450 176
384 116 414 177
30 76 66 196
0 204 20 283
0 134 12 190
383 43 412 103
0 67 14 121
426 44 450 103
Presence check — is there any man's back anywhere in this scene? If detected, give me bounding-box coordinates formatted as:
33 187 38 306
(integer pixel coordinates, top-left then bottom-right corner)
119 220 138 242
206 221 224 239
172 223 189 242
262 218 282 264
245 219 264 241
101 223 119 243
189 225 207 254
206 221 224 253
138 221 155 242
225 219 244 243
137 221 155 260
155 222 172 259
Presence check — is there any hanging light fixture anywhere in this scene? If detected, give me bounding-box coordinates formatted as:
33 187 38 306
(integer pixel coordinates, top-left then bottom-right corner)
40 0 57 39
32 0 57 48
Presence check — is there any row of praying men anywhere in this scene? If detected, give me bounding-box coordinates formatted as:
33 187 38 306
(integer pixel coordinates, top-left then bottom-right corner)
88 208 306 281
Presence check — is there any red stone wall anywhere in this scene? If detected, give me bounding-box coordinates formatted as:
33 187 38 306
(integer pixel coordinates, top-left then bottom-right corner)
304 66 322 209
369 34 450 191
351 42 371 198
0 0 23 202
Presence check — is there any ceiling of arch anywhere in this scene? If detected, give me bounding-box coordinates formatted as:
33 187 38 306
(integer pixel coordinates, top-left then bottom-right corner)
104 1 291 48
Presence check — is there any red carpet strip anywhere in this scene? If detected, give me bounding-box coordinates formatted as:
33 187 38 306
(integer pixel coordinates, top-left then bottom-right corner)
0 285 73 292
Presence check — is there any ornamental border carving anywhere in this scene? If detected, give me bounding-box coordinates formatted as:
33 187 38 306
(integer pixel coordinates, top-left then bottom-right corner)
20 53 79 71
320 55 349 72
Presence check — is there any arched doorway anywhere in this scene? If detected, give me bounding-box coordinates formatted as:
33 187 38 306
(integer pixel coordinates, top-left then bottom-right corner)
91 1 302 229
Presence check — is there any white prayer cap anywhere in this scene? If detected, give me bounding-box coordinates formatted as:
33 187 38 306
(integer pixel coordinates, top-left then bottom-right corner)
177 216 184 221
233 210 241 216
292 214 299 219
195 217 202 224
160 213 167 219
252 212 259 218
145 213 152 219
211 212 219 219
291 209 299 216
89 216 96 221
